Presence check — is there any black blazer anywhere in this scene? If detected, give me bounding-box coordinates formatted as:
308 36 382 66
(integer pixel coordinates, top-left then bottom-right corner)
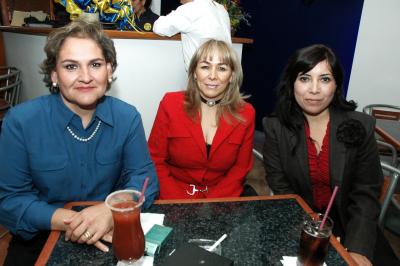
262 108 383 260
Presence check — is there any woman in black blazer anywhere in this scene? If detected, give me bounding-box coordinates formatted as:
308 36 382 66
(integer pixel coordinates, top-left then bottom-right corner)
263 44 399 266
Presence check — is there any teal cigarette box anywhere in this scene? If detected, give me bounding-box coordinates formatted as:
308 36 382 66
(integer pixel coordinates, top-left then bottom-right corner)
145 224 173 256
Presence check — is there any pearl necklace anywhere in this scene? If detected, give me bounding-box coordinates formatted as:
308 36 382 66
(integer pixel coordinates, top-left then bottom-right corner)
67 120 102 142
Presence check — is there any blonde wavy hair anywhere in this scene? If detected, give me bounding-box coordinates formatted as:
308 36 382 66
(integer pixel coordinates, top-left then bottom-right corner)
184 39 249 124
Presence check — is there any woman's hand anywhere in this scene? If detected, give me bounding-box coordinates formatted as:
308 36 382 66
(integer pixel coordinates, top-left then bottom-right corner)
63 203 113 252
349 252 372 266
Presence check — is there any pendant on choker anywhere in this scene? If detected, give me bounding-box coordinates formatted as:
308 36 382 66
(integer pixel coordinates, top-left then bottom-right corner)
200 96 221 107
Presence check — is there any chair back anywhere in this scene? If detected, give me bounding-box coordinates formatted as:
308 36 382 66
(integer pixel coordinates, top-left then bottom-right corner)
377 140 398 168
251 147 274 196
363 104 400 121
377 140 398 206
0 67 21 122
379 161 400 228
0 67 21 106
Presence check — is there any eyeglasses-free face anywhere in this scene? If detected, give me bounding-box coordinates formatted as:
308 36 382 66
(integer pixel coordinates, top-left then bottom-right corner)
294 60 337 118
194 50 233 102
51 37 112 115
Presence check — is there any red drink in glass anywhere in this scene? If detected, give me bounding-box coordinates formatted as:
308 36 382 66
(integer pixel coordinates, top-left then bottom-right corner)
106 190 145 263
297 214 333 266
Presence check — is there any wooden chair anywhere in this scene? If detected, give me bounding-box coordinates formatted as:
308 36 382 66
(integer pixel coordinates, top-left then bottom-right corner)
380 161 400 228
0 224 8 239
0 67 21 122
252 148 263 162
363 104 400 121
250 147 274 196
363 104 400 154
376 138 400 229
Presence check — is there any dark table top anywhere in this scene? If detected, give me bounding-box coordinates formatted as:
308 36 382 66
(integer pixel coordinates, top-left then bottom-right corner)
36 195 355 266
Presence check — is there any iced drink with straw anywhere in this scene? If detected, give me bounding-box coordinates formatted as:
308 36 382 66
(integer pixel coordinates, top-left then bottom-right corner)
297 213 333 266
297 186 338 266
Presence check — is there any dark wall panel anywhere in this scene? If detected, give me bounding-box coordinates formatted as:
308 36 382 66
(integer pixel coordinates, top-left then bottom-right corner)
239 0 364 130
161 1 179 15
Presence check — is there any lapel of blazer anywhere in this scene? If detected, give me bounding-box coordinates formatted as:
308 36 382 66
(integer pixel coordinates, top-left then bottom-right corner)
182 112 207 159
210 114 240 157
289 123 314 199
329 108 347 188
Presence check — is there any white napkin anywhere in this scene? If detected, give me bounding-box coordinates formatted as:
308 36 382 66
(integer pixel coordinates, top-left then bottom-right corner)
140 213 165 234
280 256 327 266
116 256 154 266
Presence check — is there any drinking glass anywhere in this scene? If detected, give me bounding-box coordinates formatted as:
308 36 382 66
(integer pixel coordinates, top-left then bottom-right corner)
105 189 145 264
297 213 333 266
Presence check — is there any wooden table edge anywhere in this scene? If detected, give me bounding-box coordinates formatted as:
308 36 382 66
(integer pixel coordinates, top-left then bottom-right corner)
35 195 356 266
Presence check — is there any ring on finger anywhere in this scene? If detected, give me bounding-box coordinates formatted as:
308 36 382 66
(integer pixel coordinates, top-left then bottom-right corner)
84 230 93 240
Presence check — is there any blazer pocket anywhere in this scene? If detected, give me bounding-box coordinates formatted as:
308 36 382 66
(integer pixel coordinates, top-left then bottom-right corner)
228 133 244 146
167 125 199 159
220 134 243 163
167 125 191 138
96 149 121 165
30 153 68 171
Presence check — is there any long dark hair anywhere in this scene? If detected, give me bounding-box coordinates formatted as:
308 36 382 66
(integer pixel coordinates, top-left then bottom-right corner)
275 44 356 133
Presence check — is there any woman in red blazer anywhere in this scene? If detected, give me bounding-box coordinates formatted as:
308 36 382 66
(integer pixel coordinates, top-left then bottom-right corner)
148 39 255 199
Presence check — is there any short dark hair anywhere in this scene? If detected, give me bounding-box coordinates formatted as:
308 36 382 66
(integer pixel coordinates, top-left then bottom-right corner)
275 44 356 132
40 17 117 93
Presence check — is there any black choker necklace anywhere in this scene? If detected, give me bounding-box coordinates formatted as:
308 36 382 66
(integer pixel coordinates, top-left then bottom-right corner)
200 96 222 107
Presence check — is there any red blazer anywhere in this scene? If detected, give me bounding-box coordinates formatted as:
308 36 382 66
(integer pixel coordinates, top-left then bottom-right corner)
148 91 255 199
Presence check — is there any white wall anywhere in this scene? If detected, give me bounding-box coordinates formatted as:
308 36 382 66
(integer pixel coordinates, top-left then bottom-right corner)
2 32 243 137
347 0 400 110
2 34 47 101
151 0 161 15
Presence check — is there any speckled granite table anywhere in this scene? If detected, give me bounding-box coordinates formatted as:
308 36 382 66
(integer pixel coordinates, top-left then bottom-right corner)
36 195 354 266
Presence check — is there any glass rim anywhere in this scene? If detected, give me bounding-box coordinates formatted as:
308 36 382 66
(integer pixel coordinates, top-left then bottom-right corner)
314 213 334 227
105 189 145 212
303 213 334 237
